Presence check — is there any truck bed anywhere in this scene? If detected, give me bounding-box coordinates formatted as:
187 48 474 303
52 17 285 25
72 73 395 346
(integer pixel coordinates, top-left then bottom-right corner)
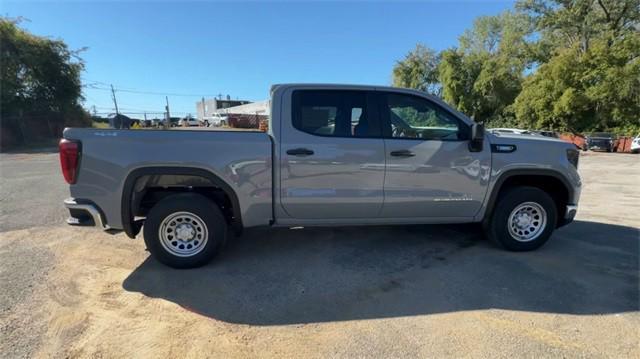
64 128 273 230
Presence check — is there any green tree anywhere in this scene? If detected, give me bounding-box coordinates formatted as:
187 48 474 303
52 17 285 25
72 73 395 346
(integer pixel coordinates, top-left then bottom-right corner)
517 0 640 55
514 0 640 134
514 35 640 133
1 18 90 147
392 44 441 95
439 11 533 125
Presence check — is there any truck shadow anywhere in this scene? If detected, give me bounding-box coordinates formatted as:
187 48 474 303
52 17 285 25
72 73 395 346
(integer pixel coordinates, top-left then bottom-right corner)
123 220 639 325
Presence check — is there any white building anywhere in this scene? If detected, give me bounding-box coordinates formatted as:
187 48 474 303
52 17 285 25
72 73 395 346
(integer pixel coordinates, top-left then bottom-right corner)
196 98 270 120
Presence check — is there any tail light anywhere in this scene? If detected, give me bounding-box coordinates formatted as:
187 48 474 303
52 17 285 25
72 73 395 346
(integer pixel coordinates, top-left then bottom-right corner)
59 139 81 184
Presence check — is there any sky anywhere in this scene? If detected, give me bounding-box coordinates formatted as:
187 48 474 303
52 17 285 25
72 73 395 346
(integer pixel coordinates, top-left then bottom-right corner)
5 1 515 118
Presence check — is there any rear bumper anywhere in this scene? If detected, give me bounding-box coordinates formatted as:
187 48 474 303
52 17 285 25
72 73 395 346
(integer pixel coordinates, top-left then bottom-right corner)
63 198 110 230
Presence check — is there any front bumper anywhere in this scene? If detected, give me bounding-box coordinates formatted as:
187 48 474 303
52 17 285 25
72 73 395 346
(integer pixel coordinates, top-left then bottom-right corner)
558 204 578 227
63 198 110 230
586 141 612 151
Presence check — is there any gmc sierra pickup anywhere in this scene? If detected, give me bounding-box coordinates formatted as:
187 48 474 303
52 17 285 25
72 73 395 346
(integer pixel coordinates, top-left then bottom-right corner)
61 84 581 268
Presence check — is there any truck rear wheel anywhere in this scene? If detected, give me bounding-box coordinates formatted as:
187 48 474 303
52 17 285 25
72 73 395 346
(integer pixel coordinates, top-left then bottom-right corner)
485 186 557 251
143 193 227 268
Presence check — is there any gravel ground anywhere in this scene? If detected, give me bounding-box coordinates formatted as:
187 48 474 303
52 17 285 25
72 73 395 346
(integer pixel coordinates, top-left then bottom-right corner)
0 149 67 232
0 150 638 358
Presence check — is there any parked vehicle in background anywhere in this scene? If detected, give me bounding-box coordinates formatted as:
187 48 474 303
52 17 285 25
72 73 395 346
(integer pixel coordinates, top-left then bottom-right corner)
489 128 533 135
206 113 229 127
149 118 161 128
60 83 581 269
584 132 618 152
179 116 200 127
631 134 640 154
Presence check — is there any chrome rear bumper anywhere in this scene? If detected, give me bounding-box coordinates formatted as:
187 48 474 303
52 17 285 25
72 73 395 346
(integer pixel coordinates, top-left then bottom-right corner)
64 198 110 230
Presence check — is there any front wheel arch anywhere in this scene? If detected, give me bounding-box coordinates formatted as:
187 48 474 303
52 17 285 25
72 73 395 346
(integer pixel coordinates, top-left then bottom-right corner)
482 170 573 228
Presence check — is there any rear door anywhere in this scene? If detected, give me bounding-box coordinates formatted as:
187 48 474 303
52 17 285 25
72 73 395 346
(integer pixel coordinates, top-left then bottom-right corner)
377 91 491 218
279 89 385 219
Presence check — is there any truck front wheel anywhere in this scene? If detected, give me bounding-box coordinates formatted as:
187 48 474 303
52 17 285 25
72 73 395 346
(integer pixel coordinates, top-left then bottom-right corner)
143 193 227 268
485 186 557 251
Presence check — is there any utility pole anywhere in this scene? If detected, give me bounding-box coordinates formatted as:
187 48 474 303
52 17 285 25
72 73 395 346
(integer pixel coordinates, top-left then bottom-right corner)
110 84 119 115
164 96 171 129
201 96 206 121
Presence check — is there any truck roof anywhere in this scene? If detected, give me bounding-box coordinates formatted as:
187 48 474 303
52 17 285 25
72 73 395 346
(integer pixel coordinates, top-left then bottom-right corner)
271 83 393 93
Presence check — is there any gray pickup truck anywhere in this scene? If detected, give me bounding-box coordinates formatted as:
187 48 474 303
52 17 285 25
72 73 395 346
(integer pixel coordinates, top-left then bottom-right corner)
60 84 581 268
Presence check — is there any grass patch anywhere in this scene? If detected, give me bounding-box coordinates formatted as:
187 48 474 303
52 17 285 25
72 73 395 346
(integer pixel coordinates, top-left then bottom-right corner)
92 121 109 129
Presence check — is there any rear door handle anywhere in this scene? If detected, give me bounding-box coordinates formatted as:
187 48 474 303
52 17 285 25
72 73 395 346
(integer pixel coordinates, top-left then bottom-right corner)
286 148 314 156
390 150 415 157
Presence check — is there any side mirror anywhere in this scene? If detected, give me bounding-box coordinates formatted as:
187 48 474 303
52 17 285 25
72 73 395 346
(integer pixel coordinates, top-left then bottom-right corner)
469 123 485 152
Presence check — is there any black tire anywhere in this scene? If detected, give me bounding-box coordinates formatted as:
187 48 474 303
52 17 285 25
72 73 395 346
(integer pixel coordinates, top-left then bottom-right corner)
485 186 557 251
143 193 227 269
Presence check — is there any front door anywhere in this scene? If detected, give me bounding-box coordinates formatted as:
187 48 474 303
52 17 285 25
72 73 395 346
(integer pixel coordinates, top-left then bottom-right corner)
377 91 491 218
279 89 385 219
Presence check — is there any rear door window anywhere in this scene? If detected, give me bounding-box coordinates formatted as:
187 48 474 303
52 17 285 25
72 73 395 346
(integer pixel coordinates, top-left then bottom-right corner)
292 90 379 138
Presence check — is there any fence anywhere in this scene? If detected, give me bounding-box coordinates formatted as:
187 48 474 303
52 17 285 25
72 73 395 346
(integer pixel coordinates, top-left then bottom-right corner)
558 133 636 153
1 114 66 150
616 136 635 152
228 113 268 129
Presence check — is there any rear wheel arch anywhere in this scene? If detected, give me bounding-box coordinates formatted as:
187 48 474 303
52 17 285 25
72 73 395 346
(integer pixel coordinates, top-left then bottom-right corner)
484 170 573 227
121 167 242 238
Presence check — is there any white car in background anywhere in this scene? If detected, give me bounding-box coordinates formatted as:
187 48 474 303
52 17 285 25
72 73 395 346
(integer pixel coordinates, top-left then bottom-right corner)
631 134 640 153
489 128 534 135
179 117 200 127
206 113 229 127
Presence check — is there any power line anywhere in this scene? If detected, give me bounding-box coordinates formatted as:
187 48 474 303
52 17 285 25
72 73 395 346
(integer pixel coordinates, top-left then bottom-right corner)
92 111 191 116
83 81 221 98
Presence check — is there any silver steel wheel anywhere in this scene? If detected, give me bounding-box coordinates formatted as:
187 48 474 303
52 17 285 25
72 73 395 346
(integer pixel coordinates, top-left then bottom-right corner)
507 202 547 242
158 211 209 257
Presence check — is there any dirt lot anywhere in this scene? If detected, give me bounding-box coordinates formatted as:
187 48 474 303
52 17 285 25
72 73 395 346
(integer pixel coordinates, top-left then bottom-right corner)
0 151 638 358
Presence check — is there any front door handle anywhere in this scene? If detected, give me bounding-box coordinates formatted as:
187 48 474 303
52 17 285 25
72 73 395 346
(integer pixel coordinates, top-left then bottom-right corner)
390 150 416 157
287 148 314 156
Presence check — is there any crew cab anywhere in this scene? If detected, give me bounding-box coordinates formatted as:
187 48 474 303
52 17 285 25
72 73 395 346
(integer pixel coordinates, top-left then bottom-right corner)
60 84 581 268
